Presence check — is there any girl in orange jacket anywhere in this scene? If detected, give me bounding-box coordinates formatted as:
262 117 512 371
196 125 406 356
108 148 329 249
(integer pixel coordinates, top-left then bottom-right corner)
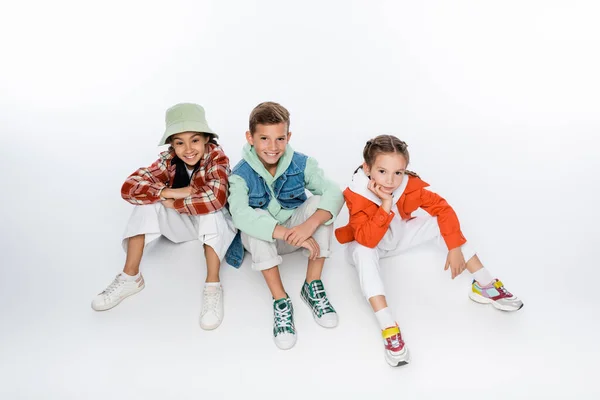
335 135 523 367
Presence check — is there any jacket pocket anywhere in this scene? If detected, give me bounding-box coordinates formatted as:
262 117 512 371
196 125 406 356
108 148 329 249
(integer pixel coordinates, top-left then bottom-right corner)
248 192 270 208
279 185 305 200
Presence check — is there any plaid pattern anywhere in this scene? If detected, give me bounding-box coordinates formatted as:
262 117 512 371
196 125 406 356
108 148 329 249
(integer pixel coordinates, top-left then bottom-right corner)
121 143 230 215
273 298 295 337
300 280 336 318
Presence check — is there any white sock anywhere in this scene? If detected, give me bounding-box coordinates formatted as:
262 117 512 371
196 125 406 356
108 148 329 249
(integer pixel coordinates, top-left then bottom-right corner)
375 307 395 330
119 271 140 281
205 282 221 287
472 268 494 286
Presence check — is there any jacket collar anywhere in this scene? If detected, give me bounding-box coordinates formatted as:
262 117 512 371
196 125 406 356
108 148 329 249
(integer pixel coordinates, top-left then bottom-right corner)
242 143 295 184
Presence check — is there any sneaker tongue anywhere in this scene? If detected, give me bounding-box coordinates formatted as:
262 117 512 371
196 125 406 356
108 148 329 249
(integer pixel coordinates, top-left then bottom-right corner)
274 298 289 310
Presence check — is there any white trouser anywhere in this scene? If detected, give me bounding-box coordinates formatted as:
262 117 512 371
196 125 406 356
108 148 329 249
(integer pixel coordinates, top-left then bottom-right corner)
345 215 476 300
241 195 333 271
122 203 237 261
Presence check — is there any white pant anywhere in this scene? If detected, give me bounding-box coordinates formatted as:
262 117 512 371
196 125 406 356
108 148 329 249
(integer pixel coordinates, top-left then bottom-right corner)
346 215 476 300
122 203 237 261
241 195 333 271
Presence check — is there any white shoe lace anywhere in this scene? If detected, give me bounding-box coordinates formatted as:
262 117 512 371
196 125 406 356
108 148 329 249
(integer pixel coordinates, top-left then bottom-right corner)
311 287 333 313
201 288 221 315
101 276 126 297
274 304 292 329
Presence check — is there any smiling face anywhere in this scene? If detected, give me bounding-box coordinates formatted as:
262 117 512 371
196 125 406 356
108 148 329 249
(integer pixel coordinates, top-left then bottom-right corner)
363 152 408 194
246 122 291 173
169 131 210 169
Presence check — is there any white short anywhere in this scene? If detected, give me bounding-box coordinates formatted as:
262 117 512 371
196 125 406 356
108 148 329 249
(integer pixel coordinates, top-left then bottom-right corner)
122 203 237 261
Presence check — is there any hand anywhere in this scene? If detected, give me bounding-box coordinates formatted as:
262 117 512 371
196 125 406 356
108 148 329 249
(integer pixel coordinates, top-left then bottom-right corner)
161 199 176 209
299 237 320 260
367 179 393 201
283 221 318 247
445 248 466 279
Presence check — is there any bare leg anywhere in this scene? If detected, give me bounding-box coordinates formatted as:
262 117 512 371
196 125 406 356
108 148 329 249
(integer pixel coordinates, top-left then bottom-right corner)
306 257 325 283
123 234 144 276
262 266 287 300
204 244 221 283
465 254 484 273
369 295 388 313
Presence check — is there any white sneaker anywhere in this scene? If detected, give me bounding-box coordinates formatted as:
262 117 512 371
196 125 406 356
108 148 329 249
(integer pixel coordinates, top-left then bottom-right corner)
91 273 145 311
199 284 224 330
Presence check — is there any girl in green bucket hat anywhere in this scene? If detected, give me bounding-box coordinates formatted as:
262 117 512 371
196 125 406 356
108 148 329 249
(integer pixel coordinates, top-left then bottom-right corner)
91 103 237 331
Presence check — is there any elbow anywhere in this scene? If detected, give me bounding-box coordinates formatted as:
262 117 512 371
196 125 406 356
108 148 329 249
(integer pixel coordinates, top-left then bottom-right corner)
120 190 134 203
214 193 228 211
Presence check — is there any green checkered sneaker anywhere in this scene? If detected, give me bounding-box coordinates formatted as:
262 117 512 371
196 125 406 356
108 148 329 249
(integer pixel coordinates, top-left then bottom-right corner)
301 280 337 319
273 297 295 337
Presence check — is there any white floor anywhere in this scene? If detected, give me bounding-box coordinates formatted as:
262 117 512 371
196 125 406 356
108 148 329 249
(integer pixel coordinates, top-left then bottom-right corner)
1 197 598 399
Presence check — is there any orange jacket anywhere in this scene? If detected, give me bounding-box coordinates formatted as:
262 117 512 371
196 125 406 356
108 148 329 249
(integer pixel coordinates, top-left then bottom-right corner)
335 174 466 250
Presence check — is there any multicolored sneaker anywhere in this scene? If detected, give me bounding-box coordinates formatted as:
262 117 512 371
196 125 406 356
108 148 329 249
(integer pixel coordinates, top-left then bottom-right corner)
382 324 410 367
91 273 145 311
300 280 338 328
469 279 523 311
273 297 297 350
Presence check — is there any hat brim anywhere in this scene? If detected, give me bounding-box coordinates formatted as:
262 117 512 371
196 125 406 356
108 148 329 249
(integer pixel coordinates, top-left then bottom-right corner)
158 121 219 145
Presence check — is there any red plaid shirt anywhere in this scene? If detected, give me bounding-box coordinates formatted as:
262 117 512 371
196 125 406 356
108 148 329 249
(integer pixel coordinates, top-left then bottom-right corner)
121 143 230 215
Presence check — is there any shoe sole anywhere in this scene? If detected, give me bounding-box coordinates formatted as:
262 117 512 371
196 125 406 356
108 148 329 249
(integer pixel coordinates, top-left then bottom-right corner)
274 335 297 350
300 294 338 328
468 292 523 312
200 319 222 330
386 348 410 367
91 282 145 311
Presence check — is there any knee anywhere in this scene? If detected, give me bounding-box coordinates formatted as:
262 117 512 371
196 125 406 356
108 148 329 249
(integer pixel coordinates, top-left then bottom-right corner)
304 195 321 214
351 244 378 264
133 203 162 214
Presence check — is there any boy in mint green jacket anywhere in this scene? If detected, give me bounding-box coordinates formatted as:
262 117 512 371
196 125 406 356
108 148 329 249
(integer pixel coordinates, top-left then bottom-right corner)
226 102 344 350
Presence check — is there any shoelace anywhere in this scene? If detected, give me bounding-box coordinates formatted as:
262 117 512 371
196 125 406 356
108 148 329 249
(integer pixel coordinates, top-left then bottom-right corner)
386 334 403 350
310 286 333 313
274 304 293 330
101 276 126 296
202 289 220 314
497 285 512 297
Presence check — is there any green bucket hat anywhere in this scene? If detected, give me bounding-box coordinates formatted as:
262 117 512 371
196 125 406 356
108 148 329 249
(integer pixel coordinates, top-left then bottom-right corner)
158 103 218 146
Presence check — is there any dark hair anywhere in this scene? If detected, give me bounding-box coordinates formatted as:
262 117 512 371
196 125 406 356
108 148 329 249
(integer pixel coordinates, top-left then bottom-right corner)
167 132 216 188
168 131 218 146
249 101 290 134
355 134 420 178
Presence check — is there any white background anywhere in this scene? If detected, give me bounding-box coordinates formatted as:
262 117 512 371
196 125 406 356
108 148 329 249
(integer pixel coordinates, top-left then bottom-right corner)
1 0 599 399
